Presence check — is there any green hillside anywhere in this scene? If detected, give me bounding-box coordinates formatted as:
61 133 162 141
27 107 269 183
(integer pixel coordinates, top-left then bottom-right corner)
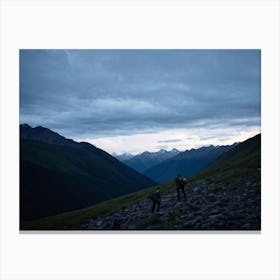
192 133 261 180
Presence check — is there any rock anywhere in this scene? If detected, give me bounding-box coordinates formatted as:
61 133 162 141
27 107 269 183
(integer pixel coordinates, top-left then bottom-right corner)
193 215 203 222
200 222 214 230
208 213 223 220
245 181 252 187
183 220 196 229
215 220 226 228
127 224 136 230
111 222 121 229
210 208 222 214
79 171 260 231
240 223 252 230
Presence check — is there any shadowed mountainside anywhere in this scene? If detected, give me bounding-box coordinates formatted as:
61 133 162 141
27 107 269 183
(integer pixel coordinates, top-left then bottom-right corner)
20 125 155 223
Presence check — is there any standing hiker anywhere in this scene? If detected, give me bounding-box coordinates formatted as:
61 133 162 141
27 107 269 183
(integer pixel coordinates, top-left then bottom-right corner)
150 187 161 213
175 174 187 201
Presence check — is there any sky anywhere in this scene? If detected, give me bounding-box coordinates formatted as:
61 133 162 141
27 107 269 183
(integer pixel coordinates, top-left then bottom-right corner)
20 49 261 154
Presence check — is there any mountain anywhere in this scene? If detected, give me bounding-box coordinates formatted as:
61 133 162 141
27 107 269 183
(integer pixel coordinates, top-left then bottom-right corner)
20 124 155 223
122 148 180 173
196 133 261 177
20 123 77 147
143 144 236 183
22 134 261 230
113 152 135 161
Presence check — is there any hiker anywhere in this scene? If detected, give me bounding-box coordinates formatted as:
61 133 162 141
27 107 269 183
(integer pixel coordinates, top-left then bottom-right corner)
150 187 161 213
175 174 187 201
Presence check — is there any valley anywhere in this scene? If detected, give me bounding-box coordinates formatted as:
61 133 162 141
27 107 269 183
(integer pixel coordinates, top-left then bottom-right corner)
21 132 261 231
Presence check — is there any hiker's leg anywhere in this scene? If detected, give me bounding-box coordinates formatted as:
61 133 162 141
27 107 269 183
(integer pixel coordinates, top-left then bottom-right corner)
157 201 160 212
152 200 155 213
177 187 180 201
182 186 187 200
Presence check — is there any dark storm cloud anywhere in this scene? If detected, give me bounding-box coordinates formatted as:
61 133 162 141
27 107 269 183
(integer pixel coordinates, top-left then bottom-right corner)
20 49 261 139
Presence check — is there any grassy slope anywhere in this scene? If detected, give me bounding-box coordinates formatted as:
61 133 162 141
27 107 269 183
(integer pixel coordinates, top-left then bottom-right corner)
21 183 175 230
22 134 261 230
192 133 261 181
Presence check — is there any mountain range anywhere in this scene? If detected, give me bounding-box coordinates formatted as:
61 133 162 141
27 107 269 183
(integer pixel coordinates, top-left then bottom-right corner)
143 144 237 183
112 152 134 161
120 148 180 173
115 143 237 184
20 124 155 222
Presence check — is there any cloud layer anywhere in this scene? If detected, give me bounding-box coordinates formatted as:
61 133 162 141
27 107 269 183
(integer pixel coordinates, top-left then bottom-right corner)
20 49 261 152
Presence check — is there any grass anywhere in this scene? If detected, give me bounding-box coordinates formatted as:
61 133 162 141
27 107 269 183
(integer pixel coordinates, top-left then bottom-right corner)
136 214 161 229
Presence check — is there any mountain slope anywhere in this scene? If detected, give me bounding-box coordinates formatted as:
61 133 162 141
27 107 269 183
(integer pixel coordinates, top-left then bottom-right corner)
20 125 155 223
143 144 235 183
195 133 261 178
22 134 261 230
122 148 180 173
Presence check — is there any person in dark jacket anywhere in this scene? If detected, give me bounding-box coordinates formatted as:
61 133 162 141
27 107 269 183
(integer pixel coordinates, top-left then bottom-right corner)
175 174 187 201
150 187 161 213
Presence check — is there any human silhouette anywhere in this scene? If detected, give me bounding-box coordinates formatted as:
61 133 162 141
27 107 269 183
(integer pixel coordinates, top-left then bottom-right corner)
150 187 161 213
175 174 187 201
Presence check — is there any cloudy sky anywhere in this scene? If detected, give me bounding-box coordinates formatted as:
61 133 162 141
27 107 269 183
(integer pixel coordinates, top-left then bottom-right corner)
20 49 261 154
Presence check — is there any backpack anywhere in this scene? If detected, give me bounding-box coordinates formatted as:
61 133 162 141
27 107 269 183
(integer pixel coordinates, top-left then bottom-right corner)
182 178 188 185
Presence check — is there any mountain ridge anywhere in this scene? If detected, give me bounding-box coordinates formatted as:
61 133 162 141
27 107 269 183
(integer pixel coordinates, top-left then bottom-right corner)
20 124 155 223
20 124 78 147
121 148 180 173
143 144 237 183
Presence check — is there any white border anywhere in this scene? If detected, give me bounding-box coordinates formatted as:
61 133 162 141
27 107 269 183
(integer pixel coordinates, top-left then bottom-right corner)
1 0 280 280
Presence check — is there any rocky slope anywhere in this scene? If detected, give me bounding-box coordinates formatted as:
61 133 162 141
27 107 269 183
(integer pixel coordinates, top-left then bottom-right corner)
81 170 260 230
